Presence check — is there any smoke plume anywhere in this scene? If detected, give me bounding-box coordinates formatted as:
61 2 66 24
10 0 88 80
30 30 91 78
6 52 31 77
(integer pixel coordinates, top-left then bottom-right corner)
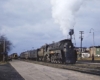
51 0 84 36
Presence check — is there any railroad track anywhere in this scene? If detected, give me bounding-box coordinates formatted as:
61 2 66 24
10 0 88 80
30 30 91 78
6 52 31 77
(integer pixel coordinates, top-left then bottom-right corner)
20 59 100 75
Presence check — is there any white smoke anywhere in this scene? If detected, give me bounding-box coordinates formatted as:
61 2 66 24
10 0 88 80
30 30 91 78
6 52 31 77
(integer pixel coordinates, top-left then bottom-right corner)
51 0 84 36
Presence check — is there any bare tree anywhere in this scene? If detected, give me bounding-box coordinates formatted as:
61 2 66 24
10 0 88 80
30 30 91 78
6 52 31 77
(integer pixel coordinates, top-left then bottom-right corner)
0 35 12 61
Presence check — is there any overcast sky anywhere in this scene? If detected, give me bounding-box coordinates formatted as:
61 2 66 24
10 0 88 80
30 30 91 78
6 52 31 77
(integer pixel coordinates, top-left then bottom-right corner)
0 0 100 54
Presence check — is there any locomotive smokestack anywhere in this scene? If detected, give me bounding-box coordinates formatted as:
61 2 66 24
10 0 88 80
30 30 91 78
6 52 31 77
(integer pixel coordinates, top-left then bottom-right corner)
69 29 74 40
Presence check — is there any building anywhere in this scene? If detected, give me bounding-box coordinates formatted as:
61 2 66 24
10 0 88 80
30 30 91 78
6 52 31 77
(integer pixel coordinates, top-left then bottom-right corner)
75 47 87 53
90 46 100 57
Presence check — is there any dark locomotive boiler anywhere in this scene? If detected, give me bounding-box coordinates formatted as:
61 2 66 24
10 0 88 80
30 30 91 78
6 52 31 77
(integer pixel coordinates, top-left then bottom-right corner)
48 39 77 64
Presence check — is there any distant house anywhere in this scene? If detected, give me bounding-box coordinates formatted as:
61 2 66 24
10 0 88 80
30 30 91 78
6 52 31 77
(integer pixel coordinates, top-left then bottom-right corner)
90 46 100 57
75 47 88 58
75 47 87 53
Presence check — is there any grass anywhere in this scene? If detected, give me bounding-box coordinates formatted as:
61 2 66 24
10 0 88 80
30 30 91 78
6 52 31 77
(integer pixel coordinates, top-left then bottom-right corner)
0 61 8 65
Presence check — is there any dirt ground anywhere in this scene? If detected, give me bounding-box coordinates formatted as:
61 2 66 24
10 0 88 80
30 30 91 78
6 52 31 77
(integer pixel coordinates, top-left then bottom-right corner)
0 62 24 80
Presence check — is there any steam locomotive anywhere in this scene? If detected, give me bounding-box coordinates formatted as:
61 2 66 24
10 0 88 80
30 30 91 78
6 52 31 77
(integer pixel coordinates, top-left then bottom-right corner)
20 29 77 64
20 39 77 64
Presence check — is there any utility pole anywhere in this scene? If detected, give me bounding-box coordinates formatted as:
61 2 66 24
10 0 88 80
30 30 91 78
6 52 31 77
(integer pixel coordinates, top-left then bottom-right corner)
79 31 84 58
90 28 95 62
3 40 6 62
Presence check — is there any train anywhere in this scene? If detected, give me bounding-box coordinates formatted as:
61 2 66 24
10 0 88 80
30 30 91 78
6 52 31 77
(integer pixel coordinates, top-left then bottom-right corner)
20 39 77 64
10 53 18 59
